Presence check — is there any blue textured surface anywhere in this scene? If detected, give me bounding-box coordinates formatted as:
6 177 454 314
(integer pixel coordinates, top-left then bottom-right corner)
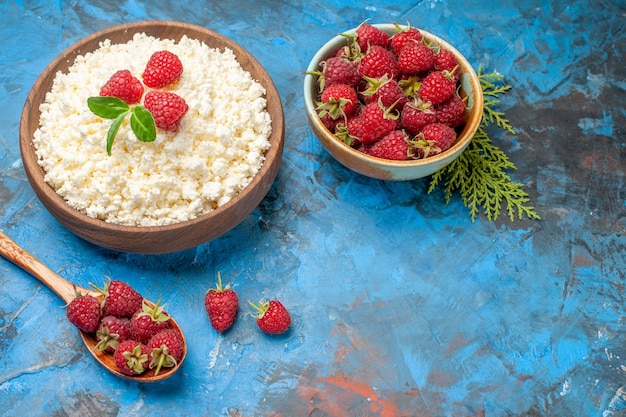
1 1 625 416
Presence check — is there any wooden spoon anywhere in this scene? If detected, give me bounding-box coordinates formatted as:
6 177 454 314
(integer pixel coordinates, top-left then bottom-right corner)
0 230 186 382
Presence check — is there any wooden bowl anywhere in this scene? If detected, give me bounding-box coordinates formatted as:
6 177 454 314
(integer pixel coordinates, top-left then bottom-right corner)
20 21 284 254
304 24 483 181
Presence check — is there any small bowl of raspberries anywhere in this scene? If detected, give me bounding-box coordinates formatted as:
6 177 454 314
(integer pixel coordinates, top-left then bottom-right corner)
304 22 483 181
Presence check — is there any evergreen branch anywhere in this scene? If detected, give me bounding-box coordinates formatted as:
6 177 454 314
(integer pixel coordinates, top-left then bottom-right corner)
428 67 541 222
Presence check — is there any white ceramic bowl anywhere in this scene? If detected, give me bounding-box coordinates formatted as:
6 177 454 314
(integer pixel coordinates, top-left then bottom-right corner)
304 23 483 181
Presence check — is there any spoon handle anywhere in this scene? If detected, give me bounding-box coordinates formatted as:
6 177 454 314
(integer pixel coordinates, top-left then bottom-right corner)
0 230 94 304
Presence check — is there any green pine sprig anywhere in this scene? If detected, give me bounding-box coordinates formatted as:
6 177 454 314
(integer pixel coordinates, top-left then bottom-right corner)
428 65 541 222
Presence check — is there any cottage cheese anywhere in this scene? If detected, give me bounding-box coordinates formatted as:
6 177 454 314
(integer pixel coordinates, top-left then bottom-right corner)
33 33 272 227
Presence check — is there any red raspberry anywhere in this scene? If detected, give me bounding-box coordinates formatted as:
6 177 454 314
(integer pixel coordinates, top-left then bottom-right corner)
397 42 435 74
95 315 131 353
317 56 361 90
416 123 458 157
352 101 398 145
358 45 398 79
434 48 459 80
355 22 391 50
418 70 457 105
318 83 359 121
96 279 143 318
148 329 185 376
66 293 101 333
367 130 411 160
435 94 466 128
400 99 437 134
204 272 239 333
99 69 144 104
390 27 423 54
114 339 151 376
249 300 292 335
360 76 408 109
142 50 183 88
143 91 189 132
130 299 171 344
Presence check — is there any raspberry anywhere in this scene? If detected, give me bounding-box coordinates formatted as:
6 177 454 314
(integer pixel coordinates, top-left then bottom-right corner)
143 91 189 132
318 56 361 90
390 27 423 54
367 130 411 160
401 99 437 134
204 273 239 333
148 329 185 376
361 76 408 109
435 94 466 128
418 70 457 105
397 42 435 74
355 22 391 50
434 48 459 80
95 315 131 353
353 101 398 145
318 83 359 120
358 45 398 79
142 50 183 89
114 340 151 376
66 293 101 333
249 300 292 335
99 69 144 104
416 123 458 157
96 279 143 318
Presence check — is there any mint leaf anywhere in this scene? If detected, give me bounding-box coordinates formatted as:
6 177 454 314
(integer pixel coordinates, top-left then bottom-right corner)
130 106 156 143
106 111 129 155
88 96 130 119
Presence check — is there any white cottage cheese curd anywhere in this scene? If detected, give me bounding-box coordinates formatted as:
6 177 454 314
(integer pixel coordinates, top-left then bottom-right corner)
33 33 272 227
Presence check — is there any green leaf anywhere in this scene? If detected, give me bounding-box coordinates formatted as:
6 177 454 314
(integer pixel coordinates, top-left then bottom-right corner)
88 96 130 119
428 66 541 222
106 111 129 155
130 106 156 143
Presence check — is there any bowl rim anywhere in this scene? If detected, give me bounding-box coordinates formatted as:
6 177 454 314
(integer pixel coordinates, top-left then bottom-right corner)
303 23 483 170
20 20 284 242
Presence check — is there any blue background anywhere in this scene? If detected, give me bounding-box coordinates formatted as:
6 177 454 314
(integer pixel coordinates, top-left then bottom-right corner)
1 1 625 416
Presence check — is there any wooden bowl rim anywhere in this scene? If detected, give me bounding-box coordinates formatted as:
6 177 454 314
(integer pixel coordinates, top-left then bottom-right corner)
20 21 284 245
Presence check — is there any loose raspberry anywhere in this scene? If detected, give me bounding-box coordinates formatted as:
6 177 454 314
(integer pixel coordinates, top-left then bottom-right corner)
249 300 292 335
99 69 144 104
204 272 239 333
142 50 183 89
143 91 189 132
